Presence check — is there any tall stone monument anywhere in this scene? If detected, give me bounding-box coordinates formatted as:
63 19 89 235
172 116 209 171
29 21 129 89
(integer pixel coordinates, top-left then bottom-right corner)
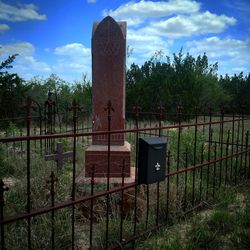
85 16 131 178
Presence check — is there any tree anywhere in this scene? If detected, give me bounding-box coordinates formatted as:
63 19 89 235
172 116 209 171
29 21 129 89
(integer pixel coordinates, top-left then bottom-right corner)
0 54 28 118
26 73 93 116
72 74 92 112
219 73 250 113
126 50 226 117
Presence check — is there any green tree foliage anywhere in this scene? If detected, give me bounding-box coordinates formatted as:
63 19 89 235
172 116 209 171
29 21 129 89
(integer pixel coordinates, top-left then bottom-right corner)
26 73 92 113
1 50 250 121
72 74 92 112
0 54 29 118
27 74 69 113
126 50 228 115
219 72 250 113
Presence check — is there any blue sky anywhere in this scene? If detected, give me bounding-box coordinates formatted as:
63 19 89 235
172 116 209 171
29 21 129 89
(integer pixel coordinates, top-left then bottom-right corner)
0 0 249 83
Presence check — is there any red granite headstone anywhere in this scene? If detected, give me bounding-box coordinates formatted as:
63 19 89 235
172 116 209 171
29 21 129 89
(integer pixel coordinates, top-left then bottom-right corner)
85 16 131 178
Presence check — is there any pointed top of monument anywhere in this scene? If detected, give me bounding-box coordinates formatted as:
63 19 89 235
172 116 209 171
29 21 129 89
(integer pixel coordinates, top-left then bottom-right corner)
92 16 126 39
102 15 115 22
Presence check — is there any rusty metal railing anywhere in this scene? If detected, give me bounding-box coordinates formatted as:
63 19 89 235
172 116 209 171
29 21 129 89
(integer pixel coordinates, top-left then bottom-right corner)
0 97 249 249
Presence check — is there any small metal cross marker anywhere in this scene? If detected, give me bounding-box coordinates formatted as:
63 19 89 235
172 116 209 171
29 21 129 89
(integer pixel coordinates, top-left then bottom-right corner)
45 142 73 171
155 162 160 171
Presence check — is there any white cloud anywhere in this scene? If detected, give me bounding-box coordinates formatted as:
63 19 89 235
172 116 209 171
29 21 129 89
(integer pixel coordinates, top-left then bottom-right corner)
0 1 46 22
0 23 9 33
0 42 51 78
186 36 250 74
0 42 35 56
224 0 250 13
102 0 238 71
123 17 144 27
124 9 235 63
142 11 236 38
55 43 90 58
22 56 51 72
186 36 250 59
0 42 91 82
105 0 200 22
53 43 91 78
127 30 171 63
232 67 247 72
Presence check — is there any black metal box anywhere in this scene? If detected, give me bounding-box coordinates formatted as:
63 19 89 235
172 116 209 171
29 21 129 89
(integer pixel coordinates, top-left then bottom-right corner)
138 137 167 184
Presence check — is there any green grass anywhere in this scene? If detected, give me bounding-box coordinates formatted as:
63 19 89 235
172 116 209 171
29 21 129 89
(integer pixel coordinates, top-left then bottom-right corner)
0 135 87 249
136 182 250 250
0 117 249 249
186 217 220 250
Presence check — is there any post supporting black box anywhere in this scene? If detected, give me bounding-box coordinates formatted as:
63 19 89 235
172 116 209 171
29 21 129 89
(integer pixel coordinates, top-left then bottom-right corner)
138 137 167 184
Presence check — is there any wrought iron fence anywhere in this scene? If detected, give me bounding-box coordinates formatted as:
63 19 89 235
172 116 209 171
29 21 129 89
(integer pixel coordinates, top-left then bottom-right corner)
0 96 249 249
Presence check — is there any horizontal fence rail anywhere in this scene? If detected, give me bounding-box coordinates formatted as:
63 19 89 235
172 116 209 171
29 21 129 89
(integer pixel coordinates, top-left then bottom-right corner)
0 96 249 249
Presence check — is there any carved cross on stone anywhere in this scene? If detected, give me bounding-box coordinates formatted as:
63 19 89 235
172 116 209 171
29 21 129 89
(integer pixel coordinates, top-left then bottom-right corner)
45 142 73 171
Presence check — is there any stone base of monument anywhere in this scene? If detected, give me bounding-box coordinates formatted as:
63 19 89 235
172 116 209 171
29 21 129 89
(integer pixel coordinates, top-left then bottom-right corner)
84 141 133 178
76 167 135 184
